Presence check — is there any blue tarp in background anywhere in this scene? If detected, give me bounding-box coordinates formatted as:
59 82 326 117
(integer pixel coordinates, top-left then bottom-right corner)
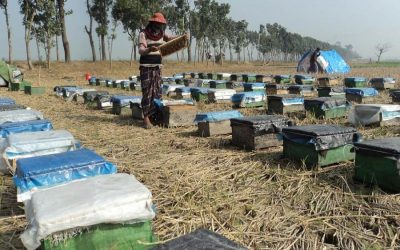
297 49 350 74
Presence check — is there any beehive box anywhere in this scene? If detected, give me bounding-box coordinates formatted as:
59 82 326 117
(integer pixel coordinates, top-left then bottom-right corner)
190 87 209 102
182 72 192 79
96 78 107 87
226 81 241 89
317 77 340 87
0 104 26 112
208 89 236 103
96 94 112 109
274 75 291 84
242 74 257 83
130 102 144 120
105 79 113 87
207 73 218 80
348 104 400 127
175 87 192 99
160 102 197 127
304 97 351 119
210 80 228 89
195 79 212 88
230 74 242 82
24 86 45 95
344 77 367 88
390 90 400 103
10 81 30 91
317 86 345 98
256 74 273 83
354 137 400 193
294 74 315 85
232 92 266 108
111 95 141 116
162 84 180 97
152 229 246 250
231 115 293 150
129 81 141 91
243 82 265 92
42 221 155 250
369 77 396 90
196 110 242 137
88 77 97 85
184 78 196 87
198 72 207 79
83 91 109 107
265 84 290 95
282 125 359 167
190 72 198 79
288 85 315 97
345 88 378 104
217 73 231 80
267 95 304 115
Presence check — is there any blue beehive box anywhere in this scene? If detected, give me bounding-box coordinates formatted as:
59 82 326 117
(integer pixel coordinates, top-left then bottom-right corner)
111 95 141 115
195 110 243 137
13 148 117 201
0 119 53 138
345 88 378 103
232 92 266 108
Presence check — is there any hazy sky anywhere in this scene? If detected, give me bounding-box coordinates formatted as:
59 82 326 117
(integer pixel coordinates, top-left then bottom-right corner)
0 0 399 61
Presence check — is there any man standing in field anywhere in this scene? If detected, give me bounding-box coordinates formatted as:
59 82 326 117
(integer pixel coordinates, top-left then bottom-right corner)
308 47 321 74
138 13 175 129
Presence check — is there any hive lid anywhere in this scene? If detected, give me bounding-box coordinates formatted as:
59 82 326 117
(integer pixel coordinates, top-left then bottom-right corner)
354 137 400 155
304 97 349 107
195 110 242 123
231 115 289 126
283 124 356 137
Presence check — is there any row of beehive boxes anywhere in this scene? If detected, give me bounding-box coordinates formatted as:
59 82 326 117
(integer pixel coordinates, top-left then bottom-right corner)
0 97 160 250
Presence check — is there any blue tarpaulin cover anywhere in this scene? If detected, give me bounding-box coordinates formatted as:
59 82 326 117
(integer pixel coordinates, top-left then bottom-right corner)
0 119 53 138
13 148 117 194
0 97 15 105
111 95 141 106
194 110 243 123
345 88 378 97
297 50 350 74
190 87 209 94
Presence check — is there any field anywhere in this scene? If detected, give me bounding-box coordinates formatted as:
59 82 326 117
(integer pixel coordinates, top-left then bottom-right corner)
1 60 400 249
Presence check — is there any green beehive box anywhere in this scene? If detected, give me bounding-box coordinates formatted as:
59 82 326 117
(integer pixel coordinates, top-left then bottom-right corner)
304 97 350 119
210 80 227 89
274 75 291 84
112 81 119 88
344 77 367 88
198 72 207 79
10 81 30 91
317 87 346 98
191 89 209 102
354 137 400 192
41 221 155 250
242 74 257 83
207 73 217 80
282 125 358 168
267 95 304 115
24 85 45 95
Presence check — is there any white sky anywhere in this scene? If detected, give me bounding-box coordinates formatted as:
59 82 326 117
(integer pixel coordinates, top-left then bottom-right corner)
0 0 399 60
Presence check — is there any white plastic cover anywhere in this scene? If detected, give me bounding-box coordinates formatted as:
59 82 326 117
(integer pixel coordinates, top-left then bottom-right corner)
21 173 155 250
348 104 400 126
0 109 43 125
208 89 236 100
0 130 77 174
317 56 329 70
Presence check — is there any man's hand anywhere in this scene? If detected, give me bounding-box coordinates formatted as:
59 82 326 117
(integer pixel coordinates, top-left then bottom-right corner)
149 46 159 52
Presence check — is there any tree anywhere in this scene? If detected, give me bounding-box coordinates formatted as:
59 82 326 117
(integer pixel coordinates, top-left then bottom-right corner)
0 0 13 64
19 0 37 70
56 0 72 63
107 20 117 68
85 0 96 62
91 0 113 61
34 0 61 68
375 43 391 63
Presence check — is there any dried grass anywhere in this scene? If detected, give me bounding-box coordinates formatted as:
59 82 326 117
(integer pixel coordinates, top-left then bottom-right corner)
1 61 400 249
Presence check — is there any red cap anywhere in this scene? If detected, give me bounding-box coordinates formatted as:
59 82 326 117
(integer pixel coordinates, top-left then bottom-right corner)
149 13 167 24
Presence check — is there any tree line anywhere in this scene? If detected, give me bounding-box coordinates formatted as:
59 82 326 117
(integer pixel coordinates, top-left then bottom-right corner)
0 0 359 69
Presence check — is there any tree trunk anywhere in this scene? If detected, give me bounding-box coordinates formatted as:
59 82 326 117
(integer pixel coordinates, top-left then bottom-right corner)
55 35 60 61
130 39 134 66
57 0 71 63
25 28 33 70
98 35 102 60
35 32 42 62
46 36 51 69
85 0 96 62
4 4 13 64
101 34 107 61
187 35 192 62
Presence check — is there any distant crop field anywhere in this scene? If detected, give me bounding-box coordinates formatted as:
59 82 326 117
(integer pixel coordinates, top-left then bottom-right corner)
1 61 400 249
